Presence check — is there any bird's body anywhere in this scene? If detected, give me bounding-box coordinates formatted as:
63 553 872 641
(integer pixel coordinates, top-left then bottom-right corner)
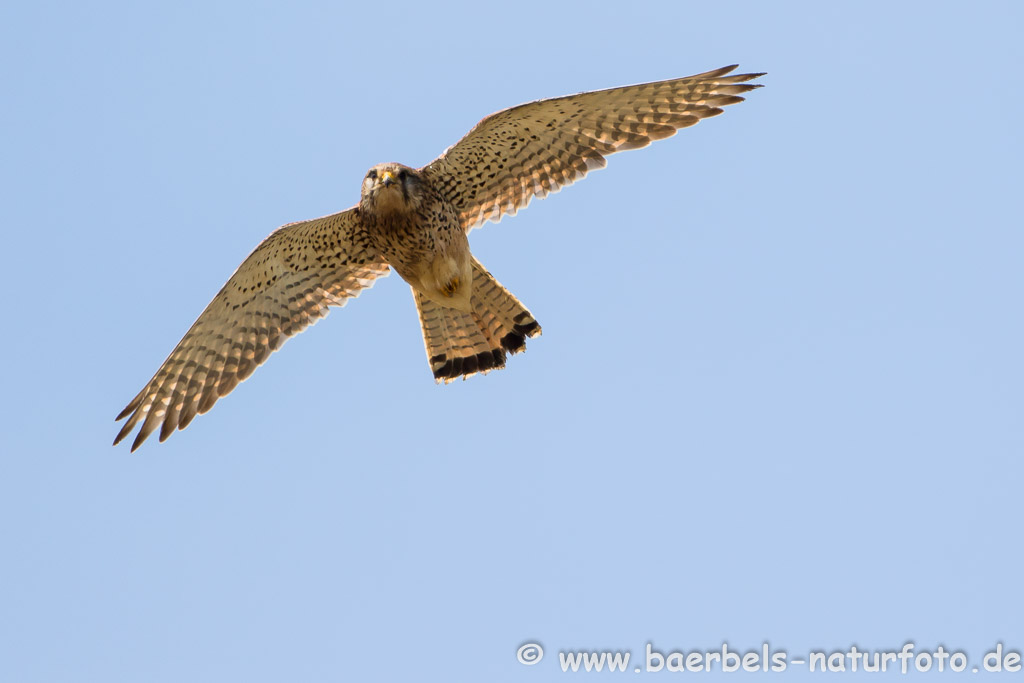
360 163 474 312
115 65 764 450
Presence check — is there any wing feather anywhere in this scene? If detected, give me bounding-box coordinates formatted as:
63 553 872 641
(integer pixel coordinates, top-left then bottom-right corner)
422 65 764 231
114 208 388 451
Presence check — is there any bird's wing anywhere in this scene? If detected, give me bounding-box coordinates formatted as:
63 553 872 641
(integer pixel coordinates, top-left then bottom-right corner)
114 208 388 451
421 65 763 232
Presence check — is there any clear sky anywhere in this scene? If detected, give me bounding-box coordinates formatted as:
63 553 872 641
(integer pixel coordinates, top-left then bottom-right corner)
1 1 1021 681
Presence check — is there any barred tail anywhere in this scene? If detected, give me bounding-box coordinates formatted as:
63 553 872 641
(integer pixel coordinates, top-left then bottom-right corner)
414 257 541 383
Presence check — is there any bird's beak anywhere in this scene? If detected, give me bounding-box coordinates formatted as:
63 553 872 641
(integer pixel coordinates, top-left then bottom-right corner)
380 171 395 188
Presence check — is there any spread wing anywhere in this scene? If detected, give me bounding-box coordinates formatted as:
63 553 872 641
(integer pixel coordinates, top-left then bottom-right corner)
114 208 388 451
421 64 764 232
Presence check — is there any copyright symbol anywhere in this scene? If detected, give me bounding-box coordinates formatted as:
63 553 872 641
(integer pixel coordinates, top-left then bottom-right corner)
517 642 544 665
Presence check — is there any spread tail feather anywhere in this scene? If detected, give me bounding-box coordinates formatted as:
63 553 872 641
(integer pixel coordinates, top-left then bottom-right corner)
414 257 541 383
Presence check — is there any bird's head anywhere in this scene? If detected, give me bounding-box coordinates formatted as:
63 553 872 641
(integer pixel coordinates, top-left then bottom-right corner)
359 163 424 217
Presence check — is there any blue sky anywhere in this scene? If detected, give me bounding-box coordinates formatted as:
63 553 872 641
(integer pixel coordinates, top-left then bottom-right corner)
1 1 1021 681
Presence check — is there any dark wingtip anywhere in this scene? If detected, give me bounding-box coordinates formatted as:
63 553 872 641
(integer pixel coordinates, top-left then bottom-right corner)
113 419 133 446
159 425 173 443
130 431 146 453
725 70 766 84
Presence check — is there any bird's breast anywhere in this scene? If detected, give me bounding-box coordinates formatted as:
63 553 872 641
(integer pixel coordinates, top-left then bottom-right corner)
367 202 472 311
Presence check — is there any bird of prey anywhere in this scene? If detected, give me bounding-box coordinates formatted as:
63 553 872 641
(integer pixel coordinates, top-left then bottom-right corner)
114 64 764 450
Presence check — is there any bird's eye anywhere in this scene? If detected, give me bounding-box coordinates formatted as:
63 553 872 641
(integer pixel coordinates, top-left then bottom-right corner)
398 169 407 181
366 170 378 180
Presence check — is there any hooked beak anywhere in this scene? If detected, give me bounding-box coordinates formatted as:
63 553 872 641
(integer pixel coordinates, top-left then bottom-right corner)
380 170 396 188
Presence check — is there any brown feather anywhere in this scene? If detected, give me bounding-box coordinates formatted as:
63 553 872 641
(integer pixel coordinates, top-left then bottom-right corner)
423 65 764 231
114 209 389 450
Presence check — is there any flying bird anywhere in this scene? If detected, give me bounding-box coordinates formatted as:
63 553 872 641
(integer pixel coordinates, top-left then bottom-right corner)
115 64 764 450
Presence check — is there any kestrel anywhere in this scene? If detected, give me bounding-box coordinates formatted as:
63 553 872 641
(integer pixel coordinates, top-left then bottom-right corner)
115 64 764 450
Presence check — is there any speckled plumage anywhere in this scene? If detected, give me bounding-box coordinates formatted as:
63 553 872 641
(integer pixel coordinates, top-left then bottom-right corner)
115 64 763 450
